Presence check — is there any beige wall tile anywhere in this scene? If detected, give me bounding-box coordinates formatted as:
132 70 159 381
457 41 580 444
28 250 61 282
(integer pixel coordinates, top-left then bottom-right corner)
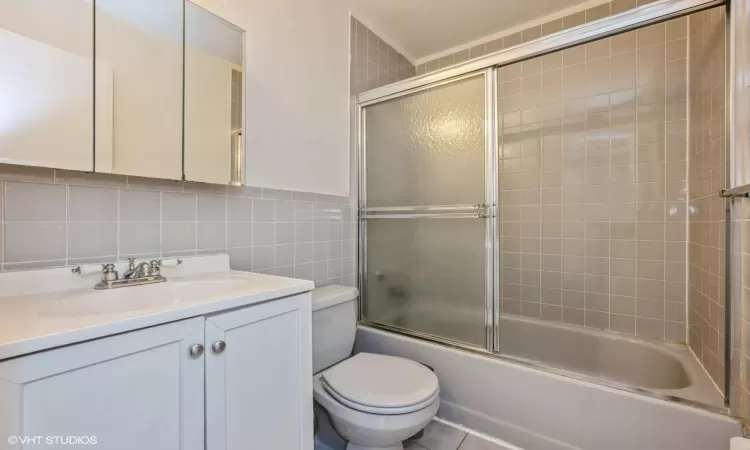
5 182 66 222
562 11 586 30
68 186 118 222
5 222 66 263
586 3 611 23
611 0 637 14
0 166 353 286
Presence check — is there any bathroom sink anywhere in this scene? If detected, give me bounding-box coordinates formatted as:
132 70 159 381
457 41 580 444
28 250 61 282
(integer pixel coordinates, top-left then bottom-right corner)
39 289 179 318
38 275 258 318
170 276 264 297
171 276 247 287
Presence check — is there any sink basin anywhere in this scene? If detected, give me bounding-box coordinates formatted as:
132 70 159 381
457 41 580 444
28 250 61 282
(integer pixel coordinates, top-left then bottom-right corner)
38 276 256 318
39 289 180 318
171 276 254 291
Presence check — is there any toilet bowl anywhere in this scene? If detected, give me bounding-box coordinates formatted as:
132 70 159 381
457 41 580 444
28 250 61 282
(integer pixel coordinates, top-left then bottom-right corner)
313 353 440 450
311 286 440 450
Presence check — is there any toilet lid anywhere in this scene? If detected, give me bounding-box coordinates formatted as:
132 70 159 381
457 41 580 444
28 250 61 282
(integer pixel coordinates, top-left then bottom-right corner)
321 353 439 414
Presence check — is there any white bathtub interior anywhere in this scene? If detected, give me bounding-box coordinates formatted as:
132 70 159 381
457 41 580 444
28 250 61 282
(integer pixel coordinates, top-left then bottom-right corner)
373 302 723 408
354 326 741 450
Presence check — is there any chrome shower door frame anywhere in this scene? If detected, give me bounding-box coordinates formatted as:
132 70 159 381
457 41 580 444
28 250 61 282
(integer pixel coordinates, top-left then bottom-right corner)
357 69 497 351
355 0 731 410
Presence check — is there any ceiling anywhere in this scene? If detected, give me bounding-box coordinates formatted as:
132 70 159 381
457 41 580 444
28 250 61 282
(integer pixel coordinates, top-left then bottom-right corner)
349 0 598 63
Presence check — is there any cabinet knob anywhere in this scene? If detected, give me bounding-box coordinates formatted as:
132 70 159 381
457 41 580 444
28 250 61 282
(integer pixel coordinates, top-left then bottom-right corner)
212 340 226 354
189 344 204 358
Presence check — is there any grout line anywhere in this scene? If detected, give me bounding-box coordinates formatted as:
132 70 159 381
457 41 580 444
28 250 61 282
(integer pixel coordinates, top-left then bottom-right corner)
634 27 640 337
64 181 69 267
607 33 613 332
663 21 668 341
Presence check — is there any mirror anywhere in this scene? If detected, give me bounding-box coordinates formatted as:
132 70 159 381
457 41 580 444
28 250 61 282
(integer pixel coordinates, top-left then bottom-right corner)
94 0 184 179
0 0 94 171
184 1 245 185
0 0 244 185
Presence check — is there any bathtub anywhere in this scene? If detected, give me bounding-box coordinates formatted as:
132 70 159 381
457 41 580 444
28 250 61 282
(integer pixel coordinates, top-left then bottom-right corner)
497 314 723 407
355 324 741 450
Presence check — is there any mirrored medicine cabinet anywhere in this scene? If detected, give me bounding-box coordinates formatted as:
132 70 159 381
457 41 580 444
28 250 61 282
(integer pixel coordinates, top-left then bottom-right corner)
0 0 245 185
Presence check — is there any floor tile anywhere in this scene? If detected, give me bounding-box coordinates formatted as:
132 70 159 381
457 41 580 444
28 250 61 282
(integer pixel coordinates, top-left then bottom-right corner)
405 442 429 450
413 420 467 450
458 434 514 450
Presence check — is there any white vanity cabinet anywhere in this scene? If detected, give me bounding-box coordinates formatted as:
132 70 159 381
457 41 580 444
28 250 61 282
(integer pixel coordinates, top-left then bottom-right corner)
0 292 313 450
205 294 313 450
0 317 206 450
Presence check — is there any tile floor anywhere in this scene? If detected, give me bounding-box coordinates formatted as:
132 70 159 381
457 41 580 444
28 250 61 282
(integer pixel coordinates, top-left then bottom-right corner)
405 421 516 450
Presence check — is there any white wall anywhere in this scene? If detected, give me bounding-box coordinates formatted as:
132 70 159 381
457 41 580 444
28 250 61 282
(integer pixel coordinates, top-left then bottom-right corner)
194 0 352 196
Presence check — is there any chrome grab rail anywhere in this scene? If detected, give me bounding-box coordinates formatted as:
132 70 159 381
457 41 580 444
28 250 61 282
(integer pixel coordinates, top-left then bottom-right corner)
719 184 750 198
359 204 493 219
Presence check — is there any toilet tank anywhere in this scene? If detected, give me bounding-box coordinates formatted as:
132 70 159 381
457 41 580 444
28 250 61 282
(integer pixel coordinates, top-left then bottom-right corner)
312 285 359 374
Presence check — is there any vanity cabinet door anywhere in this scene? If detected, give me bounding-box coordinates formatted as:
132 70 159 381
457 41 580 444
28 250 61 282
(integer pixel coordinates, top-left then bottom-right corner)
205 293 313 450
0 317 205 450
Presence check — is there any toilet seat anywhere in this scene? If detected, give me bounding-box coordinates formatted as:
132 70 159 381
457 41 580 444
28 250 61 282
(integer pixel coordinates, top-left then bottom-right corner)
321 353 439 415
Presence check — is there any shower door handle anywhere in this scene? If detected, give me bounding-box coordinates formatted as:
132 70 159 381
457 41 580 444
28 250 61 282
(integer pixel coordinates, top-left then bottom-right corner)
360 204 494 219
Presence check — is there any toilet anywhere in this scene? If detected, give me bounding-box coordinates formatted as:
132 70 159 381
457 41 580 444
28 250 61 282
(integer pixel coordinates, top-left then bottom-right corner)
312 285 440 450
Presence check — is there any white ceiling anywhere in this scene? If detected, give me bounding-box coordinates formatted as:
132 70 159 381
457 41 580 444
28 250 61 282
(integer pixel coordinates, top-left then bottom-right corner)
349 0 602 64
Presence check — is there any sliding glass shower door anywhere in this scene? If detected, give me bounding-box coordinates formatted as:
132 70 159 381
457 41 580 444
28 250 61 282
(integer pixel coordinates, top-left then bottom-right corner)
359 73 494 348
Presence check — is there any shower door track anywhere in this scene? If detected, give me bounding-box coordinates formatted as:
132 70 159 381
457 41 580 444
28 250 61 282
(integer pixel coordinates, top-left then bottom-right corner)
355 0 732 417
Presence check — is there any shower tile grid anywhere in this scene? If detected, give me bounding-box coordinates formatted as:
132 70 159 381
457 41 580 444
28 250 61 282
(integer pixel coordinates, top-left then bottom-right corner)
687 6 727 392
406 421 518 450
0 164 357 287
350 16 415 95
497 18 689 342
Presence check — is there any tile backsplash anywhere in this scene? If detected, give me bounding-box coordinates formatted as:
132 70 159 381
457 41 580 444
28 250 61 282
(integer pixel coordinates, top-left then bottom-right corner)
0 165 356 287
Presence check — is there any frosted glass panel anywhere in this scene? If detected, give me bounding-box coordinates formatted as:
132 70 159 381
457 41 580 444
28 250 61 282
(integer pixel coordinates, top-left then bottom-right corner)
363 218 486 346
364 76 486 207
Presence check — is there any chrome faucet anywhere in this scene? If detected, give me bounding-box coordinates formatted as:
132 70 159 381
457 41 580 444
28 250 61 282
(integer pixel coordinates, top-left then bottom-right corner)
124 259 154 279
72 258 182 289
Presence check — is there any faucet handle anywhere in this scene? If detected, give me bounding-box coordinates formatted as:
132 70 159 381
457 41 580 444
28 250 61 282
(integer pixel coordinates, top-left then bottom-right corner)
127 258 136 269
149 260 161 276
101 264 118 282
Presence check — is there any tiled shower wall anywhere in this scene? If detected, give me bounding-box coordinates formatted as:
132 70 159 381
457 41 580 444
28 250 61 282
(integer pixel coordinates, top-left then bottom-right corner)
0 165 357 287
688 7 726 392
737 199 750 420
498 17 689 341
733 0 750 422
415 0 658 76
350 17 415 96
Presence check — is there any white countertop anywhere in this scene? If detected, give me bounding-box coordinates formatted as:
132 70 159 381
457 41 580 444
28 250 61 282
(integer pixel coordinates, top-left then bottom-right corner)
0 256 314 361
